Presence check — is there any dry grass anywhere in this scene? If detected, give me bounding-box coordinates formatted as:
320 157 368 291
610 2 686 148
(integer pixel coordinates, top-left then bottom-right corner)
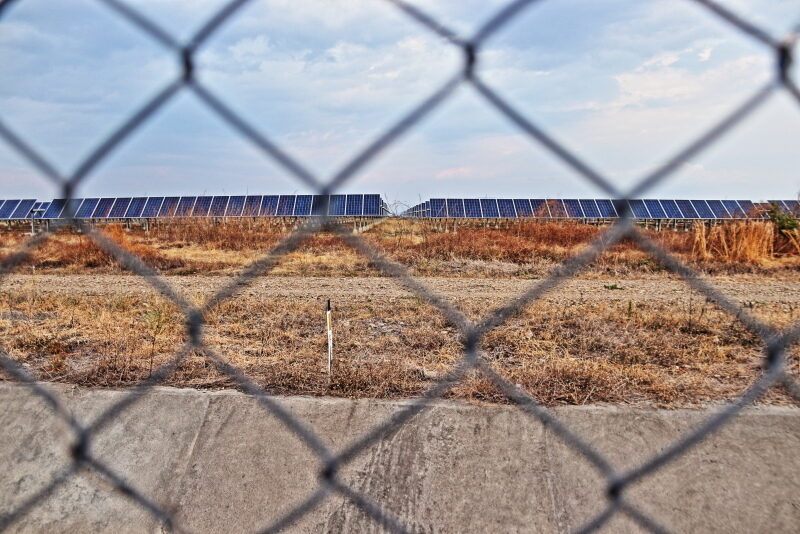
1 218 797 405
1 287 797 406
0 219 796 278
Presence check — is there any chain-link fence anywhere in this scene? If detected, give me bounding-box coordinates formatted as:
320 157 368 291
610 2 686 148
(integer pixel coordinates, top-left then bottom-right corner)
0 0 799 532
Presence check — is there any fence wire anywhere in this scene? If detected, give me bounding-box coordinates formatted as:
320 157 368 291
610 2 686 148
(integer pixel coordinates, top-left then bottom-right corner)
0 0 798 532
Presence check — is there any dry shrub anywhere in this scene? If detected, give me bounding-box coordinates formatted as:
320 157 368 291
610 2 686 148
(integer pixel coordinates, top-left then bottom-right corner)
144 219 287 250
10 225 186 272
375 222 612 264
1 219 797 275
777 229 800 256
690 222 774 264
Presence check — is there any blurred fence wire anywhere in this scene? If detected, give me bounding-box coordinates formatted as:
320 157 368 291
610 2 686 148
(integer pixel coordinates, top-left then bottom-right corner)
0 0 799 532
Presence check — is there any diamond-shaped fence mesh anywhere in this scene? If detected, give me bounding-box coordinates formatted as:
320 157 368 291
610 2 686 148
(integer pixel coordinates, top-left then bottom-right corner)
0 0 798 532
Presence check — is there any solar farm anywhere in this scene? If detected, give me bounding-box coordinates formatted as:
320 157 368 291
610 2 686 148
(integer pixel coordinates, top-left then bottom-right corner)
404 198 800 220
0 193 389 222
3 0 800 529
0 195 798 224
0 194 798 406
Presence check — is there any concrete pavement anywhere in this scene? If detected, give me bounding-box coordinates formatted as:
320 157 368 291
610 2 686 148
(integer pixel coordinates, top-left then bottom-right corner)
1 383 799 533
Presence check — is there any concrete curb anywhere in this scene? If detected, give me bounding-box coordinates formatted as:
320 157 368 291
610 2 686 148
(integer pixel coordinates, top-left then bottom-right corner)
1 383 798 533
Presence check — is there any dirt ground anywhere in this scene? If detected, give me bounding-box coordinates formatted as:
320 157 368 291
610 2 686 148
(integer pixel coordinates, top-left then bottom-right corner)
4 273 800 305
1 272 798 407
1 216 798 406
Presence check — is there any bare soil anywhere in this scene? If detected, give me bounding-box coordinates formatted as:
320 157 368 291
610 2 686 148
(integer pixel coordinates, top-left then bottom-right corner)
1 272 798 407
4 273 799 305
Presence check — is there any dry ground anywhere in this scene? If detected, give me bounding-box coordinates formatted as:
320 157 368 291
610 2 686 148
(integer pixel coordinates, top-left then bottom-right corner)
1 219 798 406
1 273 798 407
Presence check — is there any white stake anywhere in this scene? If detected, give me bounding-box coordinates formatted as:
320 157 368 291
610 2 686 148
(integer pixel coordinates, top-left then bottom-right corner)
326 299 333 375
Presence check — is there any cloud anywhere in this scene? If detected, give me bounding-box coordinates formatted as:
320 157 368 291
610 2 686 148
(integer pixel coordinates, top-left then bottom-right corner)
0 0 796 202
697 47 713 61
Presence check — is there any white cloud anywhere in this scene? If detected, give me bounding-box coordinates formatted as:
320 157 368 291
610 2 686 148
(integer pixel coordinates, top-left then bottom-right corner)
1 0 796 201
697 47 713 61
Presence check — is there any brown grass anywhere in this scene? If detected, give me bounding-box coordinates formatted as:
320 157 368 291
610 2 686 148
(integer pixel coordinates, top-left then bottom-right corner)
690 223 774 263
0 219 796 277
1 288 797 406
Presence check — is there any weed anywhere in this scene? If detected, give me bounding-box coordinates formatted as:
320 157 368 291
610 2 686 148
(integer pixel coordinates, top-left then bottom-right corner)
1 288 796 406
1 220 796 277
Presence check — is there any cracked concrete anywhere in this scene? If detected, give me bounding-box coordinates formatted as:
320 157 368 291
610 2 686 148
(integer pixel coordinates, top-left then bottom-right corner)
1 383 799 533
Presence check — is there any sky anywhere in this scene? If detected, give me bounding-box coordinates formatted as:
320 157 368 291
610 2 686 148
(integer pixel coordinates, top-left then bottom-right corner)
0 0 798 210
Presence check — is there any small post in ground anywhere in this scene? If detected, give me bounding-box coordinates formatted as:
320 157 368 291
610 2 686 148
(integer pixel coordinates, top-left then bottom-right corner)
326 299 333 376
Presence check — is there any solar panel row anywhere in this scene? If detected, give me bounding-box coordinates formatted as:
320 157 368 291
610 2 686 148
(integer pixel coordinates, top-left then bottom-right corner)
403 199 795 220
0 194 386 219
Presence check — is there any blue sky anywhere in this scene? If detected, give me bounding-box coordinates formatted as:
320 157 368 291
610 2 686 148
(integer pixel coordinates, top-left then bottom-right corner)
0 0 798 209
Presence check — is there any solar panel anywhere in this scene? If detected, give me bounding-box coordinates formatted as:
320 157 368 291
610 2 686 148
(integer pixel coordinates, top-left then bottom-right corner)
595 199 617 218
768 200 788 210
530 199 550 217
430 199 446 217
60 198 84 219
310 195 329 216
363 194 382 216
643 199 667 219
705 200 730 218
209 196 230 217
260 195 279 216
346 194 364 216
274 195 293 216
690 200 715 219
41 198 66 219
242 195 262 216
89 198 113 218
9 199 36 220
784 200 800 215
35 202 50 219
141 197 164 218
736 200 756 218
627 200 650 218
79 198 104 218
721 200 744 218
174 197 196 217
224 195 245 216
752 202 771 219
292 195 312 216
659 199 682 218
446 198 465 218
464 199 482 218
42 199 65 219
547 199 567 218
0 200 21 219
498 199 516 218
157 197 179 217
513 199 533 217
190 197 211 217
125 197 147 218
675 200 699 219
4 201 15 215
479 199 499 218
108 198 132 218
26 202 42 219
563 199 584 218
579 199 601 218
323 194 343 216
